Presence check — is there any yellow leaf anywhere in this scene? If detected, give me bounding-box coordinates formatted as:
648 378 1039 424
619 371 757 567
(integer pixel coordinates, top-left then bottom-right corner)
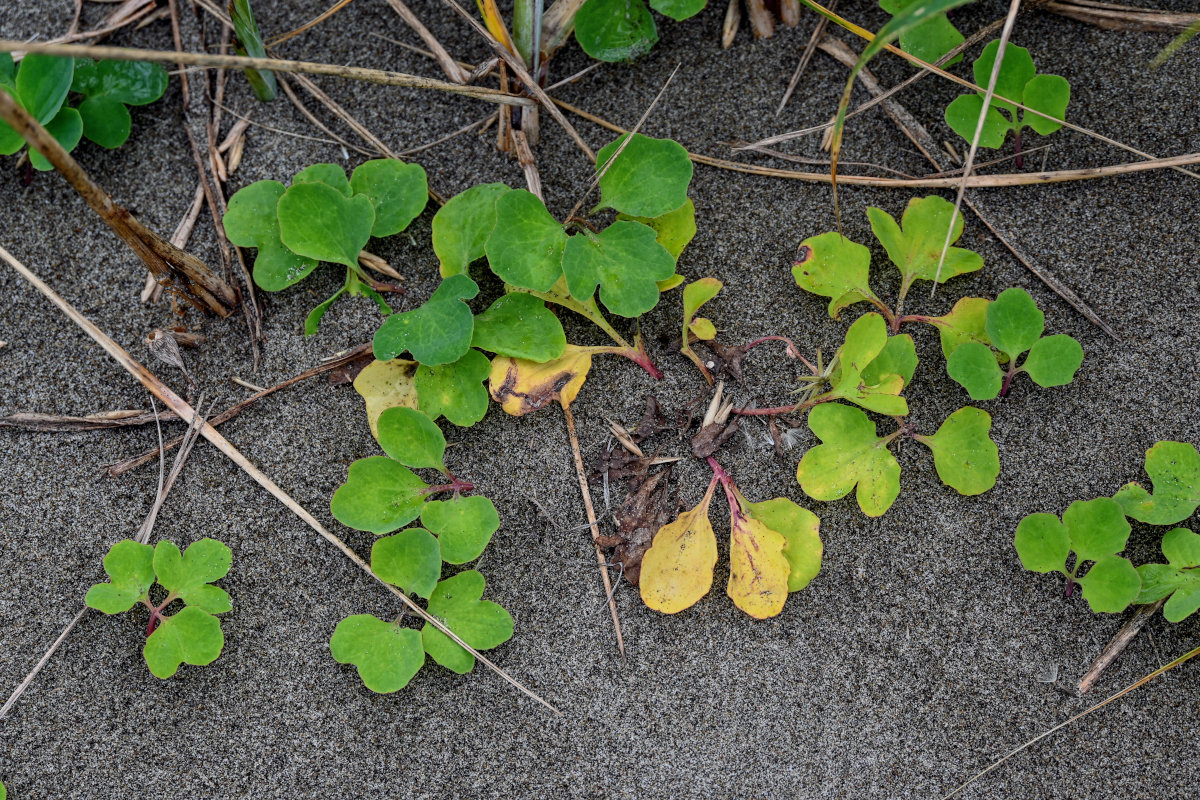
488 345 592 416
689 317 717 340
726 513 791 619
738 494 822 592
656 274 685 292
639 481 718 614
353 358 419 440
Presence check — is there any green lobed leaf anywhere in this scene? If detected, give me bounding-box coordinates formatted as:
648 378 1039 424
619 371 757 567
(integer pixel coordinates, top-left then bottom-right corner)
330 615 425 693
1136 528 1200 621
223 180 319 291
861 333 917 389
143 606 224 679
1021 74 1070 135
973 40 1036 117
84 539 155 614
944 94 1012 149
416 349 491 427
349 159 428 237
1079 556 1142 614
433 183 510 277
915 407 999 496
796 403 901 518
277 181 374 269
650 0 707 21
16 54 74 125
330 456 429 534
574 0 659 62
421 571 514 674
985 287 1044 362
293 163 352 195
866 196 983 290
595 133 693 218
421 495 501 564
1014 513 1070 573
1063 497 1132 563
373 274 479 365
927 296 991 358
946 341 1002 400
1022 334 1083 388
823 313 909 416
377 407 447 471
152 539 233 614
562 221 675 318
29 106 82 171
76 96 131 148
484 190 567 291
371 528 442 599
472 293 566 362
791 231 882 318
880 0 964 65
618 197 696 260
1114 441 1200 525
738 495 822 592
71 58 167 105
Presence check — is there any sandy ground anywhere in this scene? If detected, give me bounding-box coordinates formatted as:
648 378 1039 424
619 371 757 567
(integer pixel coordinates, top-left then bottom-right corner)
2 1 1199 797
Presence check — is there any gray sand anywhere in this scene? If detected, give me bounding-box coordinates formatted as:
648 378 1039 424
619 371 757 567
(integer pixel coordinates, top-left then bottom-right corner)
2 1 1199 797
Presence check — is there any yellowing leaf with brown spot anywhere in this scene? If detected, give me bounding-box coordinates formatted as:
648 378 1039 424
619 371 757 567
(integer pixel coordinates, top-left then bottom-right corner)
727 513 791 619
639 481 718 614
353 358 419 440
488 345 592 416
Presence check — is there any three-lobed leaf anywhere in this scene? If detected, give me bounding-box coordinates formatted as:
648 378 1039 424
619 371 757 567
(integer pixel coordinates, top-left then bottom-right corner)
373 274 479 365
796 403 901 518
915 407 999 496
866 195 982 291
415 349 490 427
152 539 233 614
485 189 567 291
143 606 224 679
562 221 675 318
420 571 514 674
85 539 155 614
330 456 429 534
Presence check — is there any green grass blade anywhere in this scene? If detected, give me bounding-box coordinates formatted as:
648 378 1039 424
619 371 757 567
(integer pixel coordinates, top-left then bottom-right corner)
229 0 277 101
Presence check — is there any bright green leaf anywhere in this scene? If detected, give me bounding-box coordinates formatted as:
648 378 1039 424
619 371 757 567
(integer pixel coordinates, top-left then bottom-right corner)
927 296 991 358
353 358 419 439
866 195 982 290
1023 334 1083 387
595 133 692 218
1115 441 1200 525
416 349 490 427
330 615 425 693
822 313 909 416
330 456 429 534
485 189 567 291
1136 528 1200 621
792 231 883 318
349 159 428 237
143 606 224 679
737 494 822 592
152 539 233 614
574 0 659 62
1079 556 1142 614
1064 497 1132 562
861 333 917 389
880 0 964 65
433 183 510 277
373 274 479 365
944 94 1012 148
1022 74 1070 135
377 406 446 470
293 163 351 195
1014 513 1070 573
796 403 901 517
619 198 696 260
224 180 319 291
915 407 999 496
28 105 82 171
84 539 154 614
472 293 566 362
562 221 675 318
986 287 1044 362
421 495 500 564
277 181 374 268
371 528 441 599
650 0 706 21
421 571 514 673
946 341 1002 400
974 40 1036 117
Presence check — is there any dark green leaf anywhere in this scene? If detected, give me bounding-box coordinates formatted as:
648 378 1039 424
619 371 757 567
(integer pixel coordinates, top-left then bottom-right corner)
595 133 692 218
71 58 167 105
293 163 352 195
433 183 510 277
373 274 479 365
16 54 74 124
330 456 429 534
472 293 566 362
416 349 491 427
562 221 675 317
349 158 428 237
77 96 131 148
28 106 82 171
946 341 1002 400
484 189 567 291
618 197 696 260
574 0 659 62
650 0 707 21
371 528 442 599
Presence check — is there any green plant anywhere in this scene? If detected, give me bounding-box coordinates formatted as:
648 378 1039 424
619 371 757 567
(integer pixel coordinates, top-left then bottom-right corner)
879 0 964 65
329 406 512 692
85 538 232 678
229 0 277 101
574 0 706 63
946 287 1083 400
223 159 428 333
1015 442 1200 622
944 40 1070 166
0 54 166 170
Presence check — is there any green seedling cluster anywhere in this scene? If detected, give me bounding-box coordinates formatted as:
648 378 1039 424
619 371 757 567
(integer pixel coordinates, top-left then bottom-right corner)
223 158 428 332
1016 442 1200 621
574 0 707 63
944 40 1070 165
85 539 232 678
329 406 512 692
1 54 167 169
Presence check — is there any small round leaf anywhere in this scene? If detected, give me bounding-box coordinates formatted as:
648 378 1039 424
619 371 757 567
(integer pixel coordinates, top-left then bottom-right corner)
1079 556 1141 614
1022 334 1083 388
421 496 501 564
143 606 224 678
471 293 566 362
946 341 1002 400
1014 513 1070 573
330 456 429 534
371 528 441 599
595 133 692 218
377 406 447 470
985 287 1044 361
574 0 658 62
330 615 425 693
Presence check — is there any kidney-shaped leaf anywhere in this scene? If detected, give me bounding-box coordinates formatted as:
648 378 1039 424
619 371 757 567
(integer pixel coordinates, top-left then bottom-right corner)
915 407 999 496
796 403 901 517
422 495 500 564
143 606 224 679
277 181 375 269
485 189 567 291
331 457 429 534
85 539 154 614
1115 441 1200 526
421 571 514 674
330 615 425 693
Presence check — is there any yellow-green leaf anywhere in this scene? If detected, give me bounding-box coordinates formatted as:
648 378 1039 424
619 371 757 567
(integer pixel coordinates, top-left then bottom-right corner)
353 358 419 440
640 481 718 614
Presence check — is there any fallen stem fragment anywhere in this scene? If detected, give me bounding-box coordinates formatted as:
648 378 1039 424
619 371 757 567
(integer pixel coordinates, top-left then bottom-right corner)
1076 599 1166 695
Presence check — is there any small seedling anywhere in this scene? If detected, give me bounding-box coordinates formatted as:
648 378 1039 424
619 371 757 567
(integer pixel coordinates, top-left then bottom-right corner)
1135 527 1200 622
946 287 1083 400
879 0 964 65
680 277 722 383
85 538 232 678
224 159 428 332
944 40 1070 165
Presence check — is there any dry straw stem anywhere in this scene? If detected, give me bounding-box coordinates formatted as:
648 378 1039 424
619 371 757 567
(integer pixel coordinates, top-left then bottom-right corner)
817 35 1116 337
1076 598 1166 695
942 640 1200 798
930 0 1023 291
563 403 627 658
770 0 1199 180
1043 0 1200 33
777 0 837 114
0 90 237 316
0 41 535 108
0 244 558 714
267 0 358 47
384 0 471 84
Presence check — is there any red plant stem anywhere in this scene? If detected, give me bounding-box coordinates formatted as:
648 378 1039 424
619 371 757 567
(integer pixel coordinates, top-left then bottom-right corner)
589 340 663 380
1014 129 1024 169
706 456 742 519
143 594 177 636
1000 364 1019 397
733 396 825 417
425 473 475 496
742 335 817 373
